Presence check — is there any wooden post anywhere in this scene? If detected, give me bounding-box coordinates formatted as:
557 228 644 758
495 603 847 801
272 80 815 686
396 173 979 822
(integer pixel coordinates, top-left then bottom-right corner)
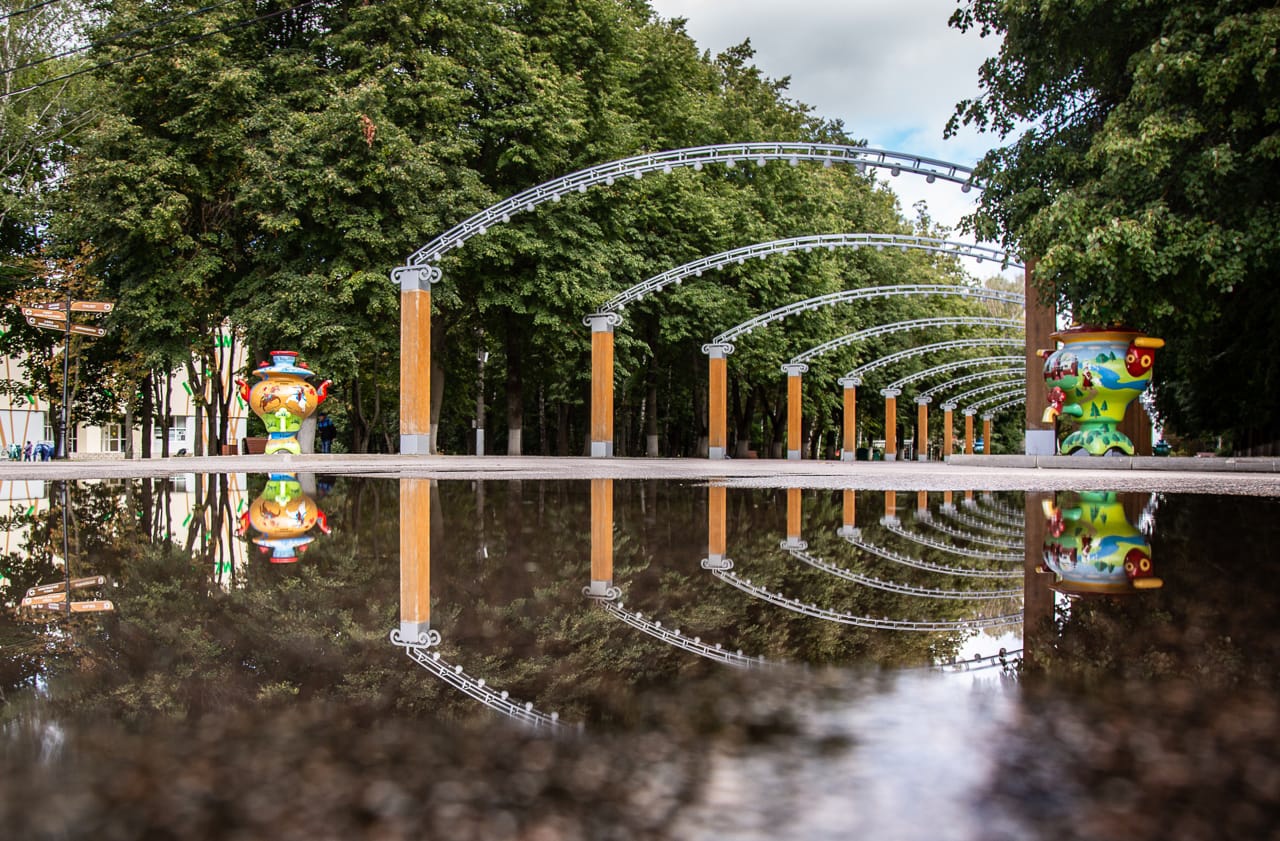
882 388 901 461
587 478 614 597
588 314 618 458
783 363 808 460
397 267 436 454
983 415 993 455
943 404 955 458
841 488 856 535
1024 259 1056 455
784 486 804 549
915 396 931 462
964 410 976 455
399 478 433 642
1023 491 1054 670
840 377 859 461
707 484 727 566
883 490 899 525
917 490 928 515
707 344 731 459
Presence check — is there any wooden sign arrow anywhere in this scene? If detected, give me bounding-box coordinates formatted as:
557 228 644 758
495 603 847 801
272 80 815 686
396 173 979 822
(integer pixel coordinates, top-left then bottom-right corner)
70 300 113 313
25 575 107 598
21 307 67 320
23 599 114 614
26 317 106 337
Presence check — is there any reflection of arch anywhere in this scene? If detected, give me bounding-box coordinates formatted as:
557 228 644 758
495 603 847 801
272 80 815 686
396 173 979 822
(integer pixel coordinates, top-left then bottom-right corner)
707 558 1022 631
882 519 1024 562
598 599 769 668
787 547 1022 600
842 530 1022 579
914 517 1023 550
939 505 1023 538
392 632 568 730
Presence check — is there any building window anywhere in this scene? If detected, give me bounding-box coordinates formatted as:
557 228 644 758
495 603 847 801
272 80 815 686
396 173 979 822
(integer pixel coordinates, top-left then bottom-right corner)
102 422 126 453
43 419 75 453
154 418 188 443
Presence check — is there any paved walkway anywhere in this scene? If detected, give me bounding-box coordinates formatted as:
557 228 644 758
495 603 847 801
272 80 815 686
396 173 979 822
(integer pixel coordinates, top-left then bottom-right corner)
0 453 1277 495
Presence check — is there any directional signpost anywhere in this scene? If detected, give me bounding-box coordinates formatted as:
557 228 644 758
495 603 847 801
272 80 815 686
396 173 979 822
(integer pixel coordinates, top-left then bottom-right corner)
18 299 113 458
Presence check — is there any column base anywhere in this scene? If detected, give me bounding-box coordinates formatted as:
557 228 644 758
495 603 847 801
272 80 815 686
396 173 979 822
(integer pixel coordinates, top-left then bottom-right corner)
787 449 801 461
1025 428 1057 456
401 433 431 455
708 446 726 460
884 452 897 462
841 451 855 462
590 440 614 458
397 620 438 647
917 454 928 462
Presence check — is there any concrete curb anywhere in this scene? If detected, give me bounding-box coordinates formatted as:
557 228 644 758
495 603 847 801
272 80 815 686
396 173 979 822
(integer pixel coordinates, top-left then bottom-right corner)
945 455 1280 473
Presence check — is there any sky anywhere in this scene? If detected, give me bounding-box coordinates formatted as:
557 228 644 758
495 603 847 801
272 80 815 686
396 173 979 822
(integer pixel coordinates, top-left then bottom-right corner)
646 0 1008 250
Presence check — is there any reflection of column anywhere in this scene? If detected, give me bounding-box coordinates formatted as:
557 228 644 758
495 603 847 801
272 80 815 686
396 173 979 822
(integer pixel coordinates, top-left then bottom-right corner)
881 489 899 525
784 486 806 549
706 343 732 460
942 403 956 457
707 484 727 566
783 363 808 460
839 376 859 461
588 314 618 458
839 488 858 538
917 490 928 516
1023 491 1053 671
399 478 433 643
942 489 954 511
587 478 615 597
882 388 901 462
964 409 976 454
916 396 931 462
982 415 993 455
397 268 436 454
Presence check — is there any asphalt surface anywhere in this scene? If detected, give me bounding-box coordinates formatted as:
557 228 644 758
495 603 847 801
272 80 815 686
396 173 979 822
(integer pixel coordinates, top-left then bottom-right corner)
1 453 1277 495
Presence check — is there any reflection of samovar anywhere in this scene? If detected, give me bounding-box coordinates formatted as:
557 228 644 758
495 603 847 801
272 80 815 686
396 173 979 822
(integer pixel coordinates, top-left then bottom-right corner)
1040 491 1161 594
237 351 331 455
237 473 330 563
1040 325 1163 456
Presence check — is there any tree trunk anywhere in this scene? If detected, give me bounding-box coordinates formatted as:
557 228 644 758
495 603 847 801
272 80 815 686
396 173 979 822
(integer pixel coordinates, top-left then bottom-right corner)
645 377 659 457
140 372 153 458
556 401 570 456
505 331 522 456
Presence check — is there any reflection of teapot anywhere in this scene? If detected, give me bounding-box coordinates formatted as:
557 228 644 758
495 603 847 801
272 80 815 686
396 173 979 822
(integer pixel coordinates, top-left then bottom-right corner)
1040 491 1161 595
237 473 331 563
236 351 331 455
1039 325 1163 455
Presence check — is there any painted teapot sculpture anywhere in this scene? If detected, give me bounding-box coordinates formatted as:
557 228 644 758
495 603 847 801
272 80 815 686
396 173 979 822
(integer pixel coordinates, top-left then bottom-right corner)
1040 325 1164 456
237 472 331 563
237 351 331 455
1040 491 1161 595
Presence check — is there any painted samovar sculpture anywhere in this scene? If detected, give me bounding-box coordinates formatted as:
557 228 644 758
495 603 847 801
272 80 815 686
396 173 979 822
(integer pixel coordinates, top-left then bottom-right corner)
1040 325 1163 456
1039 491 1161 595
237 473 331 563
237 351 331 455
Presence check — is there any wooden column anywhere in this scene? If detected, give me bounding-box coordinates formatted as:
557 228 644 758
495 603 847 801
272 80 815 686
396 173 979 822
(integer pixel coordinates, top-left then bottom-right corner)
943 404 955 458
882 388 901 461
882 490 899 525
707 484 727 566
587 478 614 597
917 490 928 516
783 363 808 460
964 410 976 454
707 344 731 460
1024 259 1057 455
588 314 618 458
982 415 993 455
840 377 859 461
841 488 856 535
396 267 436 455
915 396 931 462
399 478 433 642
784 486 804 549
1022 491 1055 671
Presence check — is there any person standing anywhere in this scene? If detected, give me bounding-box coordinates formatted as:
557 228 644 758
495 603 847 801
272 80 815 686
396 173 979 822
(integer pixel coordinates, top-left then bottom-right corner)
23 441 32 461
317 412 336 454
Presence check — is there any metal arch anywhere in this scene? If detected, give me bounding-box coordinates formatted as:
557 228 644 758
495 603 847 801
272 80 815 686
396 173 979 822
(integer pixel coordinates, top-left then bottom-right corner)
842 532 1024 579
883 521 1025 562
788 548 1023 600
946 377 1027 409
600 599 769 669
981 395 1029 418
401 144 981 269
889 355 1025 392
850 338 1025 381
939 506 1025 539
917 517 1024 550
601 235 1023 314
965 388 1026 416
918 366 1025 400
789 316 1022 367
703 284 1024 354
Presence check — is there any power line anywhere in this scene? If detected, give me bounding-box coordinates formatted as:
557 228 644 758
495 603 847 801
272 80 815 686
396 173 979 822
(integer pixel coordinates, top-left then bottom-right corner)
0 0 63 24
2 0 242 77
0 0 321 101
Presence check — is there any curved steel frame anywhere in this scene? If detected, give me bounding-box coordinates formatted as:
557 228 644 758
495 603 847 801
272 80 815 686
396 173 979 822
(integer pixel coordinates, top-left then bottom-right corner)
600 598 768 668
848 338 1025 383
842 531 1023 579
598 234 1021 315
883 521 1024 562
788 548 1022 600
789 316 1021 367
918 366 1024 400
982 395 1028 418
399 144 979 271
962 389 1026 416
884 355 1024 392
916 517 1024 550
706 285 1024 352
945 377 1027 409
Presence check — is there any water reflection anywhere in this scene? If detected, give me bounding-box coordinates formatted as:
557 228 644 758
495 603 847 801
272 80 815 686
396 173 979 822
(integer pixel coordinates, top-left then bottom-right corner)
1040 490 1161 595
237 472 331 563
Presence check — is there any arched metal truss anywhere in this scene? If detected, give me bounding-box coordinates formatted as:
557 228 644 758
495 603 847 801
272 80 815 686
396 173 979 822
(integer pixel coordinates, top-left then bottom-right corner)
965 499 1025 529
598 235 1022 315
940 506 1024 538
788 548 1022 600
391 629 567 730
945 378 1027 410
931 648 1023 674
883 521 1024 562
982 395 1029 418
918 366 1025 400
882 355 1024 392
916 517 1024 550
399 144 981 271
960 388 1026 416
842 532 1023 580
709 561 1022 631
788 316 1022 368
597 597 769 669
849 338 1025 383
706 284 1024 353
